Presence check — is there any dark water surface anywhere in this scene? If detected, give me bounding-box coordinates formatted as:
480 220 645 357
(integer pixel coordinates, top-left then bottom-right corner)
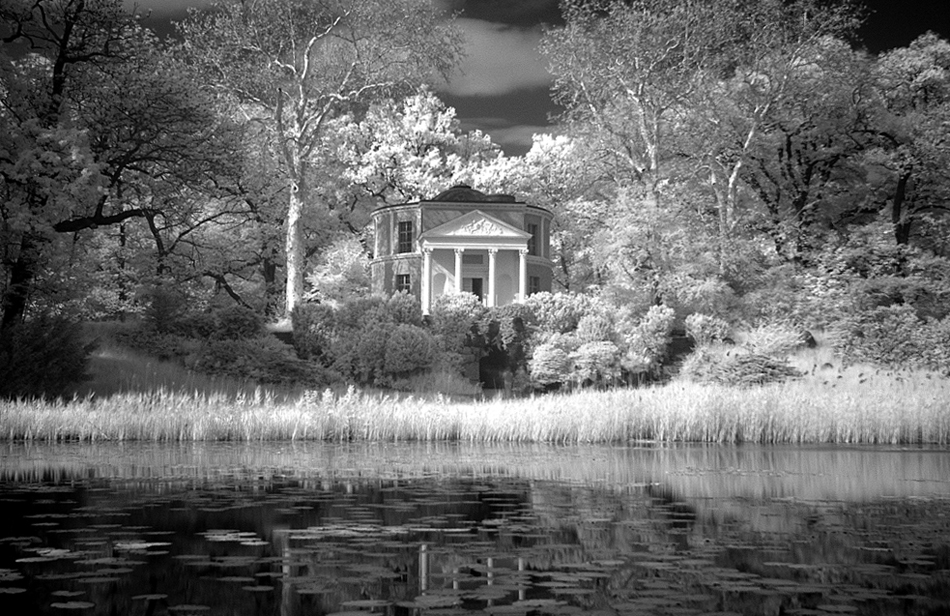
1 442 948 615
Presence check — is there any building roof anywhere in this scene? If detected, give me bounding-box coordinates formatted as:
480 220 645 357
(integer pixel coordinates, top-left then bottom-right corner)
427 185 517 203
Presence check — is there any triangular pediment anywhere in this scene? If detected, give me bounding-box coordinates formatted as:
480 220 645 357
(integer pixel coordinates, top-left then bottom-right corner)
420 210 531 240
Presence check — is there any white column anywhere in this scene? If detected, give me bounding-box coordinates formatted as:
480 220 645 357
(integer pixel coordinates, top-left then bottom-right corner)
487 248 497 307
421 247 432 315
454 248 464 293
518 248 528 302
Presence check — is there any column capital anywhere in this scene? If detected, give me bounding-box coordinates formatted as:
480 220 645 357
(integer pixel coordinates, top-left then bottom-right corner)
454 247 466 254
488 247 499 255
422 246 433 255
518 248 529 255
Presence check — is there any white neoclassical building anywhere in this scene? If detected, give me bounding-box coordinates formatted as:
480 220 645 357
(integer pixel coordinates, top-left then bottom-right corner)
370 185 555 314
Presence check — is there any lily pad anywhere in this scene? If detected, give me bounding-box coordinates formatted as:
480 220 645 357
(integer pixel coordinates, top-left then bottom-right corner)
50 602 95 609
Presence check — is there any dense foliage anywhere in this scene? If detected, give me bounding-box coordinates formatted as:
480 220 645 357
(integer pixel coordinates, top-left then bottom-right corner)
2 0 950 397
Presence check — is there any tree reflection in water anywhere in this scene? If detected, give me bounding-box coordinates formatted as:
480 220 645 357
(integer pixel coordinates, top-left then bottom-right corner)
0 442 947 615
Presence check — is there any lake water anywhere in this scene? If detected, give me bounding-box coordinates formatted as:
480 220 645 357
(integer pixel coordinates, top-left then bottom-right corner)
1 442 948 615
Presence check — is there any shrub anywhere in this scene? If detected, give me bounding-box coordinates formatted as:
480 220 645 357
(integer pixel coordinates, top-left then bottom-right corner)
291 303 336 361
529 342 572 387
195 336 333 387
429 293 486 368
480 303 536 350
0 315 95 399
176 311 218 339
210 305 263 340
386 292 423 327
523 292 591 335
742 321 807 357
570 341 622 387
143 285 190 334
576 311 615 344
834 304 927 368
334 296 388 332
384 324 436 379
619 304 675 374
350 321 396 384
679 347 802 386
684 313 731 347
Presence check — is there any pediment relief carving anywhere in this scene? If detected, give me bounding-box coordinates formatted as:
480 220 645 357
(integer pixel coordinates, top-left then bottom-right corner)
422 210 531 240
446 217 507 236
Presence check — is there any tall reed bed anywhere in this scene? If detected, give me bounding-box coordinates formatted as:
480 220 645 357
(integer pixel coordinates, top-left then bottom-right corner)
2 372 948 444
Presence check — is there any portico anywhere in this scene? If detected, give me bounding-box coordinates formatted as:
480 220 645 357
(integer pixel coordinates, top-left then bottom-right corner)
417 209 533 313
369 185 554 314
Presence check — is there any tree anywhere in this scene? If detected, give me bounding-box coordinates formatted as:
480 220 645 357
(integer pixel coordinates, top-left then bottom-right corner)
868 33 950 247
541 0 751 200
176 0 463 316
340 88 501 206
539 0 865 304
727 38 873 264
1 0 237 327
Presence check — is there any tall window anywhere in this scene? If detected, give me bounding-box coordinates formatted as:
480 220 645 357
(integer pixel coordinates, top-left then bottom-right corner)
527 223 539 256
395 274 411 293
529 276 541 296
397 221 414 253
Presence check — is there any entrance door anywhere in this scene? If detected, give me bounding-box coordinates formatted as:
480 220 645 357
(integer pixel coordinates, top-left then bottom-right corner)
463 277 484 301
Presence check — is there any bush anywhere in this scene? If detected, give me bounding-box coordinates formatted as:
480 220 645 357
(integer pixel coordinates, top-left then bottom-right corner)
619 304 675 374
384 324 436 379
386 292 423 327
529 342 572 387
143 285 190 334
523 292 592 336
176 312 218 339
834 304 928 368
195 336 333 387
291 303 336 361
576 311 615 344
742 321 807 357
429 293 486 368
210 305 263 340
684 313 731 347
679 347 802 386
334 296 388 332
0 316 95 399
570 341 622 387
352 321 392 384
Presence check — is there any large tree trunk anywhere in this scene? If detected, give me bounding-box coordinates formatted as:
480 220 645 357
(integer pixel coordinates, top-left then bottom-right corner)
285 182 305 316
1 235 39 331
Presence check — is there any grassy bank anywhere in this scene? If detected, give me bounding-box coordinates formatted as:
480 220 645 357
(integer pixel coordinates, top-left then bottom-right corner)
2 369 948 444
2 322 945 445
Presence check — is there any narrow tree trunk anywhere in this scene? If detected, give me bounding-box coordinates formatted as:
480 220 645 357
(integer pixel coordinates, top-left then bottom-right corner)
262 252 280 317
892 171 912 246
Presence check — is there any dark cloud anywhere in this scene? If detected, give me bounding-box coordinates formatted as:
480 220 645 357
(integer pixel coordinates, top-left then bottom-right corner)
439 0 562 27
439 18 551 97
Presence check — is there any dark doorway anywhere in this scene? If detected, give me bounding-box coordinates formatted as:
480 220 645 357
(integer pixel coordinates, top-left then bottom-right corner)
479 346 508 390
466 277 484 301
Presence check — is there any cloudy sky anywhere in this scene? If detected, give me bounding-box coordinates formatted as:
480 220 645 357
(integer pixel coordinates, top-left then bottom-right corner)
132 0 948 157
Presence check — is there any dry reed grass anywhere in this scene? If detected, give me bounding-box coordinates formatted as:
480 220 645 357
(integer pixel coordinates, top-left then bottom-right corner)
3 369 947 444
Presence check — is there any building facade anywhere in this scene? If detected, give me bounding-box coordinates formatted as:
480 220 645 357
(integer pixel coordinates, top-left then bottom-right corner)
370 185 554 314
